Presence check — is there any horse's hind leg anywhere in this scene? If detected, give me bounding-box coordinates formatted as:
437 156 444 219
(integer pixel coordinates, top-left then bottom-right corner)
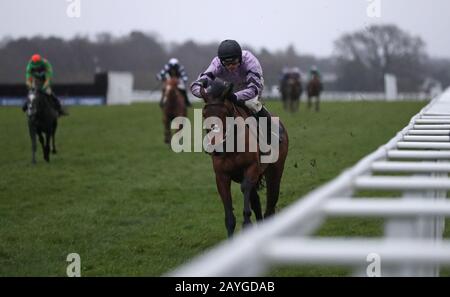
316 96 320 112
250 188 263 222
264 165 284 219
282 98 287 111
52 135 57 154
241 166 261 227
52 121 57 154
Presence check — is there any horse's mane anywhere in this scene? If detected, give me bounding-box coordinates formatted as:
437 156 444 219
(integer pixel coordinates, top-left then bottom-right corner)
207 78 229 100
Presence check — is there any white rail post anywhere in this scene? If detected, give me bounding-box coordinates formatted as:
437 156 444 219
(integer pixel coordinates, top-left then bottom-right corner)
383 166 447 276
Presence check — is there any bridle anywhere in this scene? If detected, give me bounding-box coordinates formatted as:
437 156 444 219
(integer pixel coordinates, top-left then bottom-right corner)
203 100 237 155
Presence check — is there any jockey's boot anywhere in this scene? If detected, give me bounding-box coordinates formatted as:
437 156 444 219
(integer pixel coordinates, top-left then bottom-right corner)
159 89 165 108
255 106 284 149
50 94 68 116
255 106 273 156
22 100 28 112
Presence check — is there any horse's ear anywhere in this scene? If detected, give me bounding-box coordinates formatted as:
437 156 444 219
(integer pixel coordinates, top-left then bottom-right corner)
200 86 208 102
221 82 234 99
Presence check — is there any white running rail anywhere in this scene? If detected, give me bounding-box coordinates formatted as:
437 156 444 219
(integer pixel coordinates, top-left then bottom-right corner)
168 88 450 277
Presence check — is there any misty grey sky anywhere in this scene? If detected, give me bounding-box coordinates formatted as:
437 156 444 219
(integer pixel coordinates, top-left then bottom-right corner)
1 0 450 58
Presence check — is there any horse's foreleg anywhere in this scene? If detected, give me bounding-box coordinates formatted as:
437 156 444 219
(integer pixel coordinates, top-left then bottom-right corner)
43 132 51 162
299 90 303 111
292 96 299 113
216 174 235 238
307 95 312 109
240 178 255 227
28 124 37 164
316 96 320 112
163 115 171 144
37 132 45 162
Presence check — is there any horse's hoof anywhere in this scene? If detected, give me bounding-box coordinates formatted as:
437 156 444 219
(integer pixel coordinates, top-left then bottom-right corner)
242 221 253 228
264 211 275 219
52 150 57 154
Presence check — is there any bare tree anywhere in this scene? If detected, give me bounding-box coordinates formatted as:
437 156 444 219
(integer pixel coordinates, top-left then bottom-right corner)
334 25 427 91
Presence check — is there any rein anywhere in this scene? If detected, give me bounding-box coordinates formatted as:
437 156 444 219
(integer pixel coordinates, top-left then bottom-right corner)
203 101 235 154
203 101 251 155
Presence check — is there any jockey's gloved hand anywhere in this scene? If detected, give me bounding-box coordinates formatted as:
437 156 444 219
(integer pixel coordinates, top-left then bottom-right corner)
196 78 209 88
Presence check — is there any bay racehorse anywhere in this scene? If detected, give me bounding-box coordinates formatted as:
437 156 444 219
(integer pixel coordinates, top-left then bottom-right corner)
26 75 58 163
307 75 323 112
281 74 302 113
199 79 289 237
162 76 187 144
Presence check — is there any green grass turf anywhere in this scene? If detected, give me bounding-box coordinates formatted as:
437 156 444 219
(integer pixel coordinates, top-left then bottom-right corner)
1 99 448 276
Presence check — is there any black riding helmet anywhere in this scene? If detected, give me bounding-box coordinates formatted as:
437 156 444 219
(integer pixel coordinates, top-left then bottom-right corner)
218 40 242 65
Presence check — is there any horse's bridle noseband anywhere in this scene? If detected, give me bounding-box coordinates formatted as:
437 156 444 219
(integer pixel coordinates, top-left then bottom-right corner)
203 101 237 155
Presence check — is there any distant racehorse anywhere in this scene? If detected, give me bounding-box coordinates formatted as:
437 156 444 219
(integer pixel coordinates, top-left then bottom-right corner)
307 75 323 112
26 75 58 163
162 76 187 144
281 75 302 113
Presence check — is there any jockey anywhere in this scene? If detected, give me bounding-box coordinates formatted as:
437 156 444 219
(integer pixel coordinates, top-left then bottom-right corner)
157 58 191 107
280 67 301 86
24 54 67 116
291 67 301 80
279 67 290 99
280 66 290 81
191 39 279 145
309 65 322 80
